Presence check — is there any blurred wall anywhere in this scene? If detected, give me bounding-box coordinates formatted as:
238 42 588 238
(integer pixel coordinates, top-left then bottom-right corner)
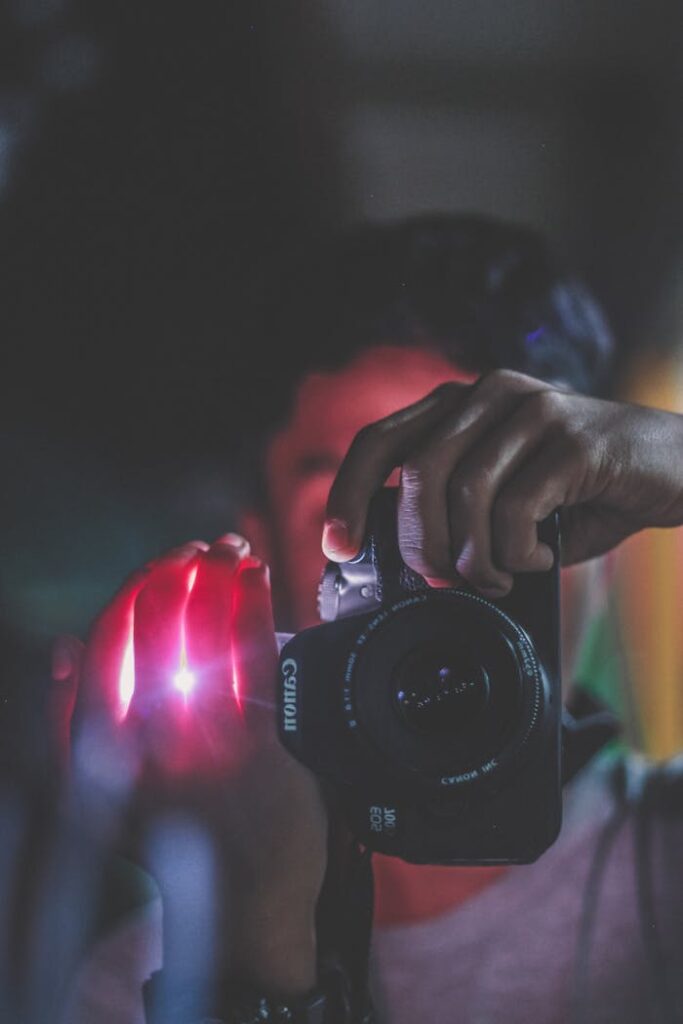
0 2 681 759
0 0 343 641
325 0 683 360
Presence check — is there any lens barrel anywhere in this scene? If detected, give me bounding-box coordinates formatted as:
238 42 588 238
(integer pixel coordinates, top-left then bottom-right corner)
343 589 547 790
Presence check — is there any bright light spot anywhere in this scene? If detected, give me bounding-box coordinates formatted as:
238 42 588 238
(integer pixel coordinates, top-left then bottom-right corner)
175 563 197 697
232 664 241 709
118 633 135 721
174 666 196 696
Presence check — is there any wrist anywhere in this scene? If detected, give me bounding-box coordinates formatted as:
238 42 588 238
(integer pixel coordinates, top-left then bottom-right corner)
644 408 683 527
230 929 317 996
226 902 317 995
143 961 372 1024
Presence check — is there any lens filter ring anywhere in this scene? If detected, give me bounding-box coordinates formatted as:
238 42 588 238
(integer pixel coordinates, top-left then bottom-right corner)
342 590 547 791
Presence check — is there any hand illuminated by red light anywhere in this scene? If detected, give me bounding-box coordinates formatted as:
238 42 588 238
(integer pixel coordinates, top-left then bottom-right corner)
54 535 327 993
80 537 274 779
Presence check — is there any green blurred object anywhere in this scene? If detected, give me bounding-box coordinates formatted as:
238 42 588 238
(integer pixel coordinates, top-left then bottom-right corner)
573 605 642 752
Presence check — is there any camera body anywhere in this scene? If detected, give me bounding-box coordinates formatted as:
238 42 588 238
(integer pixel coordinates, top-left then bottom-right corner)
277 489 562 865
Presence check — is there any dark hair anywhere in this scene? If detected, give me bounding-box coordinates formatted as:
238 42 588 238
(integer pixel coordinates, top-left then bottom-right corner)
293 213 614 395
243 213 614 506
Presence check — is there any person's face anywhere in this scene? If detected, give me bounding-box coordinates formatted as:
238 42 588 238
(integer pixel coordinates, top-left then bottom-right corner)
255 346 472 629
243 344 599 681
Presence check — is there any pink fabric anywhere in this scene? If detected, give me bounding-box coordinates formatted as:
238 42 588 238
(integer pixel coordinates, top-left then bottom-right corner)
62 901 162 1024
67 759 683 1023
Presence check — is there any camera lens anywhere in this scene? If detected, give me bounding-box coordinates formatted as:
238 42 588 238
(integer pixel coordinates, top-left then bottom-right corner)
393 650 490 736
347 591 545 787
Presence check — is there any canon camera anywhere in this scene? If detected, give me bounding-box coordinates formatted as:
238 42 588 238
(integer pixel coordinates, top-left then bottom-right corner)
277 489 613 865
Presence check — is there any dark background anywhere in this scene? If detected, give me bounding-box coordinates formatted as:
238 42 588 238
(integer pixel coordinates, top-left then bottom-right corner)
0 0 681 655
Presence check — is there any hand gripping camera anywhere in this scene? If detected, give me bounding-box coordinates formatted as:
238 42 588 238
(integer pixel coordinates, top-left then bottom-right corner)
277 489 615 865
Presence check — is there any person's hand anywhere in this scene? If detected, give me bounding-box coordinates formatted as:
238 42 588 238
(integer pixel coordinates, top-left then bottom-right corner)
56 536 327 994
323 369 683 596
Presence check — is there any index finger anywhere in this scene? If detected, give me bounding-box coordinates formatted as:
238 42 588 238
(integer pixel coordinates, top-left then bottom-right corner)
131 544 204 714
184 539 244 704
323 383 467 559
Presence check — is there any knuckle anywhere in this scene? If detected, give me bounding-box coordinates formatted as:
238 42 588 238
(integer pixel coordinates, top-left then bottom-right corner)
485 368 519 387
449 471 490 513
527 387 565 421
555 423 588 464
480 368 533 392
350 421 382 452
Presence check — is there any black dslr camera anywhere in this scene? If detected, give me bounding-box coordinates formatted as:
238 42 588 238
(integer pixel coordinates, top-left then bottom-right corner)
277 489 613 865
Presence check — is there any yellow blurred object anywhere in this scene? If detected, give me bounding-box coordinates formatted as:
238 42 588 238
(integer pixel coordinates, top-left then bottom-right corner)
611 353 683 759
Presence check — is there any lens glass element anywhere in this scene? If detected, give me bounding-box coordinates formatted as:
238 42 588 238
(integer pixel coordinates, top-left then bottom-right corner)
393 648 490 735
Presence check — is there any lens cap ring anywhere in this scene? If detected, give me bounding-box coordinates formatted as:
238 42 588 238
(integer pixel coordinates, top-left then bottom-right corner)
343 590 548 791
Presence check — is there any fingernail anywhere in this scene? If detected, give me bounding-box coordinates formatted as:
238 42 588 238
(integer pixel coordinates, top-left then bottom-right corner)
322 519 352 560
239 556 269 581
424 576 460 589
52 638 73 680
216 533 250 555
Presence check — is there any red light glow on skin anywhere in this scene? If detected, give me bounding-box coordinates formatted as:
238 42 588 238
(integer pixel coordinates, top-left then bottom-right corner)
231 663 241 709
230 558 265 713
117 628 135 721
117 561 202 718
186 564 199 594
173 653 195 697
174 565 199 699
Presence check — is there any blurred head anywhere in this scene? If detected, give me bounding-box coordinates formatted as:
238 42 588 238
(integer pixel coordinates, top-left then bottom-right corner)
240 214 614 671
